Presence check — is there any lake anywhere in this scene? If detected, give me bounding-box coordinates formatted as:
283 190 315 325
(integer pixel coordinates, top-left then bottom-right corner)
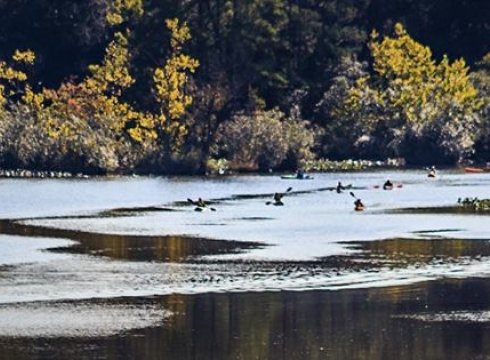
1 170 490 359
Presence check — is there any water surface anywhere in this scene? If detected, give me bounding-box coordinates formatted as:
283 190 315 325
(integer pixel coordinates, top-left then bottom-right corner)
1 170 490 359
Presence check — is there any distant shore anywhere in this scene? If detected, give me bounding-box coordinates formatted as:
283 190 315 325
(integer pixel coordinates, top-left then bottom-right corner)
0 169 90 179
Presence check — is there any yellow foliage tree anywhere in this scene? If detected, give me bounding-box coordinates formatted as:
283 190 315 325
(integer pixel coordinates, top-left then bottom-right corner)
106 0 144 26
43 31 152 141
338 23 482 162
87 32 135 94
128 18 199 154
368 23 479 124
0 49 36 113
153 18 199 153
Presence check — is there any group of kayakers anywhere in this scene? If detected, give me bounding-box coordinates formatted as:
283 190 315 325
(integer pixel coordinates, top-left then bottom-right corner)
191 166 438 212
353 166 437 211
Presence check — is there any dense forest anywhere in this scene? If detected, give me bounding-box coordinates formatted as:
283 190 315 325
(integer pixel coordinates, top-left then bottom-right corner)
0 0 488 174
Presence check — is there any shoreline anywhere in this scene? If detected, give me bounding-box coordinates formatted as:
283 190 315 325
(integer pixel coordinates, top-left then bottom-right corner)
0 169 90 179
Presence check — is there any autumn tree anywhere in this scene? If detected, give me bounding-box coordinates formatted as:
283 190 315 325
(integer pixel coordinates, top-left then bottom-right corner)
142 18 199 162
471 53 490 161
106 0 144 26
324 23 481 164
0 49 35 113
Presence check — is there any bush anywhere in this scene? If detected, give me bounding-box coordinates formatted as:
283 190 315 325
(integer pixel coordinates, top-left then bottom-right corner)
215 109 315 171
0 105 139 173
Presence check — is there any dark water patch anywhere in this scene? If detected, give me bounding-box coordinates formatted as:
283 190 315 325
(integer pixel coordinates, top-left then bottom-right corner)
413 228 463 234
220 186 364 202
0 220 262 263
231 193 271 200
3 278 490 359
187 237 490 278
188 223 227 226
15 213 130 223
389 206 490 215
101 206 179 216
235 216 274 221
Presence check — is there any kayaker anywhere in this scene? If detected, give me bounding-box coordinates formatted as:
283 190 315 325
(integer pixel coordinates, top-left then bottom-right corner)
196 197 206 208
336 181 346 193
273 192 284 205
354 198 364 211
296 168 305 179
383 180 393 190
427 165 437 178
267 187 292 206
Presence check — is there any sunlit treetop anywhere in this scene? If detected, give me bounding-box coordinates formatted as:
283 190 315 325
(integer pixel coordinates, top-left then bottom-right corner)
87 31 134 94
367 22 479 122
131 18 200 150
106 0 144 26
12 49 36 65
0 49 37 109
166 18 192 51
369 23 435 84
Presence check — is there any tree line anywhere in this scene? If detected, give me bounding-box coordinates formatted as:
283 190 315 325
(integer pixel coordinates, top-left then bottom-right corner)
0 0 488 174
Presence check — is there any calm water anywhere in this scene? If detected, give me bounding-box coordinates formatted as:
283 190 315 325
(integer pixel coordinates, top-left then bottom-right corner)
1 170 490 359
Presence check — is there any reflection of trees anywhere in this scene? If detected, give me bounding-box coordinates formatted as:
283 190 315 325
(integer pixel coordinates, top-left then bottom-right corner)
0 220 257 262
37 280 488 360
4 281 490 359
71 233 256 262
359 238 490 265
154 282 490 359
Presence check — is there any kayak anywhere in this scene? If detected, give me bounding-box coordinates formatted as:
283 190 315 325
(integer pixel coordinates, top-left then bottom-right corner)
280 174 314 180
194 206 217 212
464 167 490 173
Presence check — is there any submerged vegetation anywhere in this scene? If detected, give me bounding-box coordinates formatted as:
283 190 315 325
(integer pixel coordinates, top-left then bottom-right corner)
0 0 488 174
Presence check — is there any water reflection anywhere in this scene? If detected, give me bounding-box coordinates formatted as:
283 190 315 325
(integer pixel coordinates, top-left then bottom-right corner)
342 238 490 267
0 220 261 262
2 278 490 359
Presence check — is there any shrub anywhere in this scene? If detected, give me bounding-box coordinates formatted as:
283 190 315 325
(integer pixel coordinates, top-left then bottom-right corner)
215 109 315 171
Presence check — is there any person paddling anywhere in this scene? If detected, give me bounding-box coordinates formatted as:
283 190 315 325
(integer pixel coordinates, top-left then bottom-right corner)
427 165 437 178
187 197 216 211
266 187 292 206
196 197 206 208
336 181 346 193
383 179 394 190
350 192 365 211
354 198 365 211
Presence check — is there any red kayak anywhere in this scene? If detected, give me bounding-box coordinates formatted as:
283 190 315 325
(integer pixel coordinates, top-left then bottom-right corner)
464 167 490 173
